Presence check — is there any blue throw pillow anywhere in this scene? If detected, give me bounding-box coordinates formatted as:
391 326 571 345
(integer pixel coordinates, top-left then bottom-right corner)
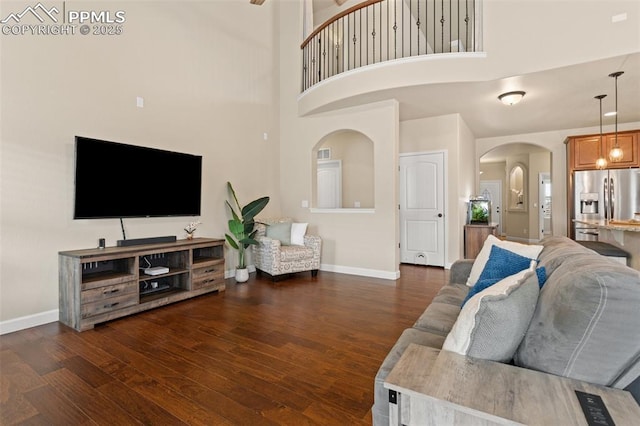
461 270 547 307
477 245 533 282
461 245 536 308
461 278 501 307
536 266 547 288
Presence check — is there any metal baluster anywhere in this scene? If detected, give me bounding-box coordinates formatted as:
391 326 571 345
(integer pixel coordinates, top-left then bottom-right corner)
316 37 320 84
433 0 436 53
409 0 412 56
372 4 376 63
393 0 398 59
353 15 357 70
441 0 445 53
417 0 420 54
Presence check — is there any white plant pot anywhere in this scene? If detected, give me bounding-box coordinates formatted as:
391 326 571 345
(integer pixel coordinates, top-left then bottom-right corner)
235 268 249 283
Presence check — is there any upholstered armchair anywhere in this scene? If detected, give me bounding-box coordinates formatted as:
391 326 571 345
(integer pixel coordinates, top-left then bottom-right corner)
252 218 321 281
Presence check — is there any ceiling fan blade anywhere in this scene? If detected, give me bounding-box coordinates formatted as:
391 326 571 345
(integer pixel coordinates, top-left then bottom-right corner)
250 0 266 5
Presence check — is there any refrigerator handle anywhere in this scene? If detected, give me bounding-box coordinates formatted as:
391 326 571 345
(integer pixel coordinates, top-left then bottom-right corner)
603 178 608 219
610 177 615 219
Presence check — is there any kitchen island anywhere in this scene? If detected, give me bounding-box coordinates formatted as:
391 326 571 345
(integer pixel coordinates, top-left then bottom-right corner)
573 219 640 270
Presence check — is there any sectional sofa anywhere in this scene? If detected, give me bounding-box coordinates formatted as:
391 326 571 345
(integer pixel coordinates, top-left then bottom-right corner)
373 236 640 425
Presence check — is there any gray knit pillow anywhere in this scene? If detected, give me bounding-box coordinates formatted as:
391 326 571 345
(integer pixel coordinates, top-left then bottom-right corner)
443 269 539 362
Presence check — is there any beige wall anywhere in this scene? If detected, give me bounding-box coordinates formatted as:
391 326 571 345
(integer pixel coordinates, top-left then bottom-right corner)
0 1 280 324
399 114 476 266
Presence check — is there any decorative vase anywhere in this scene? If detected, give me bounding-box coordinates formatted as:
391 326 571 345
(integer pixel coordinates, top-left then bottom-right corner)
186 232 194 240
235 268 249 283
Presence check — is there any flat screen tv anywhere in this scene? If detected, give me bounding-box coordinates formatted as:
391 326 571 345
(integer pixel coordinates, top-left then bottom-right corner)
74 136 202 219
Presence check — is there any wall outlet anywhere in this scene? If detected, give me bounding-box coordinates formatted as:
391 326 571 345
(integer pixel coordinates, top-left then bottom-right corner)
523 228 528 234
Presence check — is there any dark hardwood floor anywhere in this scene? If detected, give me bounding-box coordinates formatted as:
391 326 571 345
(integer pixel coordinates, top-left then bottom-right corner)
0 265 448 425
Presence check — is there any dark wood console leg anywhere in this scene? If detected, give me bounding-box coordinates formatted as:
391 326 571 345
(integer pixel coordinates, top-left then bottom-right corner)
311 269 318 277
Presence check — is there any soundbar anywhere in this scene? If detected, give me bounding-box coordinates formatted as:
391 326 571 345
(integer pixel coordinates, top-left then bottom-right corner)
117 236 177 247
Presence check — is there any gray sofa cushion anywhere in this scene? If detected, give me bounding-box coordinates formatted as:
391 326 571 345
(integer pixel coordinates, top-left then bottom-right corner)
515 253 640 387
432 283 469 306
537 235 595 277
449 259 475 285
373 328 446 426
412 302 461 336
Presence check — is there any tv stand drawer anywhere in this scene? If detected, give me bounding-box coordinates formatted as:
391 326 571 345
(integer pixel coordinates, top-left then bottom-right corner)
81 293 138 318
81 281 137 304
192 269 225 290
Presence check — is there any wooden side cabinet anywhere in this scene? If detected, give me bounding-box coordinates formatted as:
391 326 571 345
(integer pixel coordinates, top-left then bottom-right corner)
464 224 498 259
59 238 225 331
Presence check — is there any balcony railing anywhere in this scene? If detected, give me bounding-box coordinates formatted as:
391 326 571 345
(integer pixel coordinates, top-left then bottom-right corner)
301 0 480 92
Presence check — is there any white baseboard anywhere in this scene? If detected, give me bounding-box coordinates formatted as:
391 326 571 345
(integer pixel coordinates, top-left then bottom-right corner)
320 264 400 280
0 309 59 335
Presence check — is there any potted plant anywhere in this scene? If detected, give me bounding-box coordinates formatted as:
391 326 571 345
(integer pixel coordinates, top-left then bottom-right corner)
224 182 269 283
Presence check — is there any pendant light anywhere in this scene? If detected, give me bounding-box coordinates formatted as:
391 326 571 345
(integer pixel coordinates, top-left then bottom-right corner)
608 71 624 162
594 94 607 170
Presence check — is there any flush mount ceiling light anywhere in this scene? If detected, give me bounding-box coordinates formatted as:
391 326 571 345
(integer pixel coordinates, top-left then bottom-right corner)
498 91 526 106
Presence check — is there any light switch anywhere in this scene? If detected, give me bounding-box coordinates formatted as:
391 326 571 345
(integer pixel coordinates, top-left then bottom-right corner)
136 96 144 108
301 200 309 208
612 13 627 23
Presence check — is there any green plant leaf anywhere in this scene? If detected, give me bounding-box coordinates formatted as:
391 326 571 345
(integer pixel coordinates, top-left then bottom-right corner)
225 201 240 222
227 182 241 212
241 197 270 222
225 234 239 250
239 237 259 247
228 219 244 238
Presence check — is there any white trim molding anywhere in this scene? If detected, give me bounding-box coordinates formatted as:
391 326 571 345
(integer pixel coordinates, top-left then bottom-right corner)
310 208 375 214
320 263 400 280
0 309 59 335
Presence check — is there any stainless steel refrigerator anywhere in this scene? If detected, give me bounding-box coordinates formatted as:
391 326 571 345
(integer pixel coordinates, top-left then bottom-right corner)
573 168 640 240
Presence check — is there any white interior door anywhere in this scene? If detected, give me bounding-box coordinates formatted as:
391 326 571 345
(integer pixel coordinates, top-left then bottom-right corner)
479 180 503 235
399 152 445 267
317 160 342 208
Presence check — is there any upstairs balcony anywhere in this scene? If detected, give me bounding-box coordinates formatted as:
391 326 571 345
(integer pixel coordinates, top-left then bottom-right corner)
301 0 482 92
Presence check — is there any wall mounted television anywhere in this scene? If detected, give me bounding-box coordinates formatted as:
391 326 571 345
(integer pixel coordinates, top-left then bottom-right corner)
74 136 202 219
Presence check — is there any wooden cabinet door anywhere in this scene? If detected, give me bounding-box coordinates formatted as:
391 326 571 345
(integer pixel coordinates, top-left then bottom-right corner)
571 135 603 170
605 132 639 168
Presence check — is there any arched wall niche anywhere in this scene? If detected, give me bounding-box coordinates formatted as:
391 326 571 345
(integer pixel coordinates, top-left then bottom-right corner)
312 129 375 209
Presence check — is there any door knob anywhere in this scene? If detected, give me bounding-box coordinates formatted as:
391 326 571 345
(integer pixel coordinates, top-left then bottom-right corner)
437 213 443 218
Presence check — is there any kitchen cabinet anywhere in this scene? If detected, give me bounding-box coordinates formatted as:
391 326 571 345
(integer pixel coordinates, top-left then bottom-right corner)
567 130 639 171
